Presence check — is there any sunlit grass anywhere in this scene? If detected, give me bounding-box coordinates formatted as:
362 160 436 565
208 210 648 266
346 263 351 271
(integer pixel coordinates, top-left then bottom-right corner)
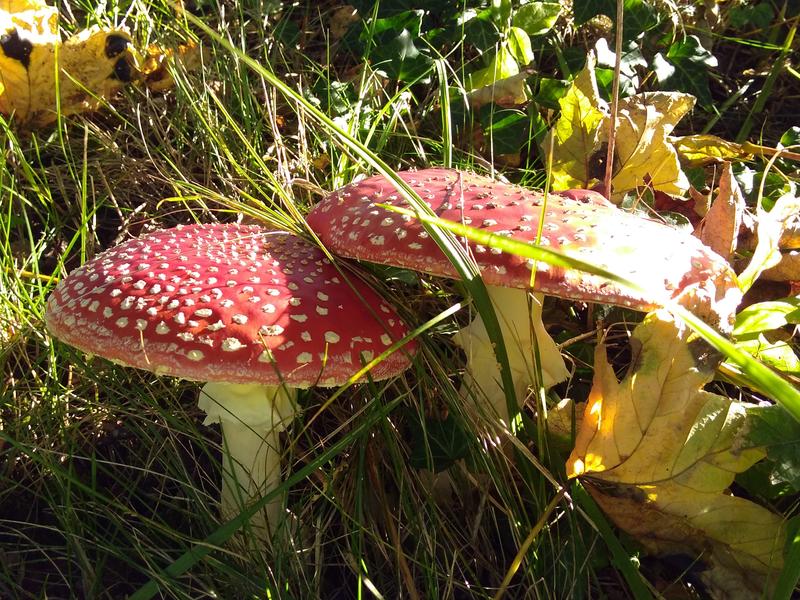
2 0 797 598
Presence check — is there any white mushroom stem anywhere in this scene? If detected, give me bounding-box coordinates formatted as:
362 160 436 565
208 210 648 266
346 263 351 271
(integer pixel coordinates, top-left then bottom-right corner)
198 382 298 539
453 286 569 425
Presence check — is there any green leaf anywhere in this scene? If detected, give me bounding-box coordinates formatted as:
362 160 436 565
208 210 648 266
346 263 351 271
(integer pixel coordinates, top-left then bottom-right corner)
572 0 658 40
467 43 521 90
408 412 473 472
533 77 569 109
595 38 647 95
491 0 513 27
734 298 800 336
506 25 534 65
480 106 530 154
744 405 800 493
654 35 717 107
365 10 433 82
729 2 775 30
512 2 561 36
736 335 800 375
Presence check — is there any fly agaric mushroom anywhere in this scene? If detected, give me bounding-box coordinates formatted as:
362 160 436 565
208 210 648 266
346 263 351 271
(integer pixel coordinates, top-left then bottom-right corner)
45 223 416 537
306 168 741 423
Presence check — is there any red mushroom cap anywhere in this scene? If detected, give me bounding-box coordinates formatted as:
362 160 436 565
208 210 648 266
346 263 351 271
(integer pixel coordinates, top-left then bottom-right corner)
45 224 416 386
306 168 741 325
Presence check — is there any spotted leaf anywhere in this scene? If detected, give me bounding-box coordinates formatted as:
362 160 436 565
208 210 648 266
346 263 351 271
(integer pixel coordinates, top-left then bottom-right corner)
0 0 137 126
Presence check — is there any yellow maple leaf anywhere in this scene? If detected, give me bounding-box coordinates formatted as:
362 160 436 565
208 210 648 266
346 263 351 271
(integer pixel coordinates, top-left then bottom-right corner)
545 59 700 201
568 311 786 592
544 53 607 191
0 0 137 126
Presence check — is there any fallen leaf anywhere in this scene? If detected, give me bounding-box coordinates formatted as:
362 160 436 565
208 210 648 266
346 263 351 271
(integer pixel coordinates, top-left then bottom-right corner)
0 0 138 126
604 92 695 201
568 311 786 594
762 250 800 282
695 162 745 261
466 43 529 107
466 65 535 109
544 52 607 190
329 5 359 41
672 133 750 166
545 59 697 201
739 191 800 291
140 39 201 93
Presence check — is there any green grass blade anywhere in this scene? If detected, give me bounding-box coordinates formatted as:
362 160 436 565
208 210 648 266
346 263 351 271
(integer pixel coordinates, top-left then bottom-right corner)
572 482 653 599
129 394 406 600
384 206 800 423
184 11 520 438
772 520 800 600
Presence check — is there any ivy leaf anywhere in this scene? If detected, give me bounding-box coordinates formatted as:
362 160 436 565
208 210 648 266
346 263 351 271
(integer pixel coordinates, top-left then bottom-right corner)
512 2 561 37
568 311 786 596
595 38 647 96
572 0 659 40
544 53 607 190
480 106 530 154
408 412 473 472
506 25 534 66
365 10 433 82
653 35 717 107
743 404 800 494
734 297 800 336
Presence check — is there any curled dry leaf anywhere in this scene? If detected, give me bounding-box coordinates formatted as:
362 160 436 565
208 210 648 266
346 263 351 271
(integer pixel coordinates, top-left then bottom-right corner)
762 250 800 282
568 311 786 597
672 133 750 167
694 162 745 262
739 192 800 291
0 0 137 126
602 92 695 201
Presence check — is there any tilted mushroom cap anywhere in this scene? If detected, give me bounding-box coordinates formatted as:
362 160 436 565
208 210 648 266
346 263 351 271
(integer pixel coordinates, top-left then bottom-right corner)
45 224 415 386
306 168 742 326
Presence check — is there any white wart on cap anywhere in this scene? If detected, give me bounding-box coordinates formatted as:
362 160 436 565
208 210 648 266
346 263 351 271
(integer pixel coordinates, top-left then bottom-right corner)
45 224 415 385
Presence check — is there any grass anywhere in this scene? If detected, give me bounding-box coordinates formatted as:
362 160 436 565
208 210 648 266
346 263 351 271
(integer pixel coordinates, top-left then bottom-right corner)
2 0 799 598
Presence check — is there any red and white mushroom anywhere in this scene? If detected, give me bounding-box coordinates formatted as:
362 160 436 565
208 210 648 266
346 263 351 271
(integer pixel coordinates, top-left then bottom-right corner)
45 223 416 537
306 168 741 423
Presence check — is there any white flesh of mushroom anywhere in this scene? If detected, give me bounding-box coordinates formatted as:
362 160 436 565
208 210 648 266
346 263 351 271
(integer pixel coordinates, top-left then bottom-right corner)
198 382 298 538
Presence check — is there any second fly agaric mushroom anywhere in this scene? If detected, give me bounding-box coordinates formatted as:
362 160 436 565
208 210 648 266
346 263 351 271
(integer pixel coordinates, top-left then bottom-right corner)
306 168 741 423
45 223 416 537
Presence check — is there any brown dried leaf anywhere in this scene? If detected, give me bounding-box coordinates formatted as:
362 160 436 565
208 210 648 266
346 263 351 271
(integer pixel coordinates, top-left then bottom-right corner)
762 250 800 282
694 162 744 261
739 192 800 291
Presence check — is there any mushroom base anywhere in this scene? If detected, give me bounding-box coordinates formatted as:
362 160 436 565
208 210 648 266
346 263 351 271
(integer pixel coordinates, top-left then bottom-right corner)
453 286 569 424
198 382 299 539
